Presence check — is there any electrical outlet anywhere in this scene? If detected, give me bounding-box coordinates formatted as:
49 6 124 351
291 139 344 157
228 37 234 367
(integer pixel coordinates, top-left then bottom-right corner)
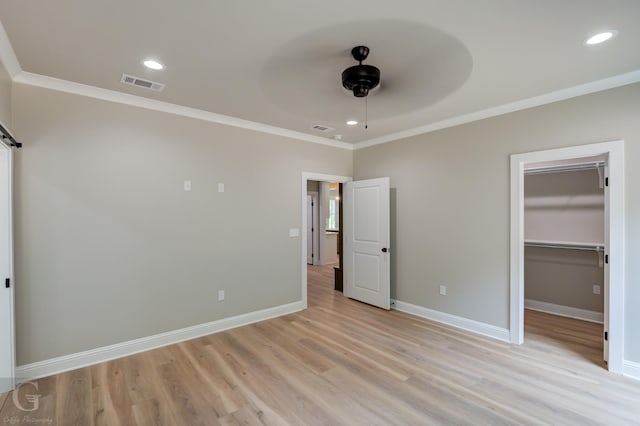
593 285 601 295
183 180 192 191
218 290 225 301
439 285 447 296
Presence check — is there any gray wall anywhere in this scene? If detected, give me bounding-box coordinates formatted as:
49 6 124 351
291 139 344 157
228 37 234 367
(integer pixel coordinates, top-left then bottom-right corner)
353 82 640 363
524 169 604 312
12 84 353 365
525 247 603 312
525 169 604 243
0 58 10 128
306 180 319 192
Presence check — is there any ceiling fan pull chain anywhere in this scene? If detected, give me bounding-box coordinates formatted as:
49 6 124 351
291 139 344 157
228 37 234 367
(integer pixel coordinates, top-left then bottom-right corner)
365 96 368 129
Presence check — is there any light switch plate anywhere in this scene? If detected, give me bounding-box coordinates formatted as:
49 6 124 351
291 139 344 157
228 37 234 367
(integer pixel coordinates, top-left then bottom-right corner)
218 290 225 301
218 183 225 193
289 228 300 237
183 180 192 191
439 285 447 296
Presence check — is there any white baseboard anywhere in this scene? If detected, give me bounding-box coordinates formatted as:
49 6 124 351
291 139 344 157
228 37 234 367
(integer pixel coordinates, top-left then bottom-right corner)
623 360 640 381
15 300 304 382
524 299 603 324
391 300 510 343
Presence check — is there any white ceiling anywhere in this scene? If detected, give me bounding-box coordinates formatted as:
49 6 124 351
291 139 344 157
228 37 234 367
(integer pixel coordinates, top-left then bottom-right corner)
0 0 639 146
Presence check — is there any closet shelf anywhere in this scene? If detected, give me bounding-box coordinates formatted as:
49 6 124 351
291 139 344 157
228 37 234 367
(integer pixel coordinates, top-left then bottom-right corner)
524 161 605 175
525 240 605 267
524 240 604 252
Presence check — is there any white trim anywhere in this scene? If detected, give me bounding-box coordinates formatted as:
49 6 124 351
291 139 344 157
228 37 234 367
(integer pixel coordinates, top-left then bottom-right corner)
354 70 640 150
301 172 352 308
510 140 625 374
525 299 603 324
12 72 355 151
15 300 304 382
623 360 640 381
0 20 21 79
392 300 510 343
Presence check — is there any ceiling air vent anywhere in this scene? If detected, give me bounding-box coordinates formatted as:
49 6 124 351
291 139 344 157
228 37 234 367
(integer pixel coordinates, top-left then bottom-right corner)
120 74 165 92
311 124 335 133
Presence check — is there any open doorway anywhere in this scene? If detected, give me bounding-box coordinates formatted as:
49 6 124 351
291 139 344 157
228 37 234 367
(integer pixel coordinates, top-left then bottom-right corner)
523 156 607 368
301 173 351 308
510 140 624 374
305 179 342 307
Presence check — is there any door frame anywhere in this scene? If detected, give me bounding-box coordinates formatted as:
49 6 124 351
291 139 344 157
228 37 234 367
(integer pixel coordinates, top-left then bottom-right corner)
509 140 624 373
0 141 15 393
301 172 351 308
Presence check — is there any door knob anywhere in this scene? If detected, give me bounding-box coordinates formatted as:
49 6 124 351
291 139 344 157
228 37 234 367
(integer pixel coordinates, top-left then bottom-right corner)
381 247 388 253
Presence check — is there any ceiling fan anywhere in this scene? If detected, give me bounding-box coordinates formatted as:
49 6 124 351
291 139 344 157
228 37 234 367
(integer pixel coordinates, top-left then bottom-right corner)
341 46 381 98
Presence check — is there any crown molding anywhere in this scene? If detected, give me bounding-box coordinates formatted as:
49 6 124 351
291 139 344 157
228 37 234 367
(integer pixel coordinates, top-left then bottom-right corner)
0 20 21 78
354 70 640 150
12 71 355 151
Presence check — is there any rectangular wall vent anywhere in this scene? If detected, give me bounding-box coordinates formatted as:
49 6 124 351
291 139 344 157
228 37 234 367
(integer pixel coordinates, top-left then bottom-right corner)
311 124 335 133
121 74 165 92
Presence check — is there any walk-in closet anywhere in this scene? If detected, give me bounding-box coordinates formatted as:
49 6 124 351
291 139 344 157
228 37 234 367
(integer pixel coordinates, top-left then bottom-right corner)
524 156 606 362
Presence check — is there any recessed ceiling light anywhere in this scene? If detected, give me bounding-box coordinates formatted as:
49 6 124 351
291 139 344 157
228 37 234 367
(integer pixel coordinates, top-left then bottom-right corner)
585 31 617 45
143 59 164 70
346 120 358 126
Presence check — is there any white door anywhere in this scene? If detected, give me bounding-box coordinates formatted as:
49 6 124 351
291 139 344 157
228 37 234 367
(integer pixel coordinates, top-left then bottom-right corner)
603 164 610 362
344 177 390 309
0 143 15 393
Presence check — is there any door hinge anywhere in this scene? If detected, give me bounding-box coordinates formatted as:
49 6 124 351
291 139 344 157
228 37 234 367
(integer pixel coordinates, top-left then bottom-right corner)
312 227 314 232
605 331 608 341
605 254 609 264
4 278 9 288
605 177 609 187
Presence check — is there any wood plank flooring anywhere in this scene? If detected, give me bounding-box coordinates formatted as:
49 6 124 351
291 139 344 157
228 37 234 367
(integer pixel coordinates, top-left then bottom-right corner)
2 263 639 425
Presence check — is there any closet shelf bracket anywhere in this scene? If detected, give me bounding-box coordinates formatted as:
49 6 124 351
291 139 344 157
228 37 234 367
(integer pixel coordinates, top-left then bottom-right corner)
597 165 604 189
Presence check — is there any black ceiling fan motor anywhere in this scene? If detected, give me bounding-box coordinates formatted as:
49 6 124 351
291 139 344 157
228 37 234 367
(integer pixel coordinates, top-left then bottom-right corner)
342 46 381 98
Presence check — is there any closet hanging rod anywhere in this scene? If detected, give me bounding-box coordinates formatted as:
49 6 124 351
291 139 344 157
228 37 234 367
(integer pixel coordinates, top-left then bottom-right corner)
0 122 22 148
524 240 604 252
524 161 604 175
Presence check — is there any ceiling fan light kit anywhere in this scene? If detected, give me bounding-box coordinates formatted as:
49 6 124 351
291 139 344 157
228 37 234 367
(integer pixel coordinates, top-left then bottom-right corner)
342 46 381 98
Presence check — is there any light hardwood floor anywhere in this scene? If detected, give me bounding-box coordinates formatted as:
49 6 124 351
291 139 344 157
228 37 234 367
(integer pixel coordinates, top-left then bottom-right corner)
1 264 639 425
